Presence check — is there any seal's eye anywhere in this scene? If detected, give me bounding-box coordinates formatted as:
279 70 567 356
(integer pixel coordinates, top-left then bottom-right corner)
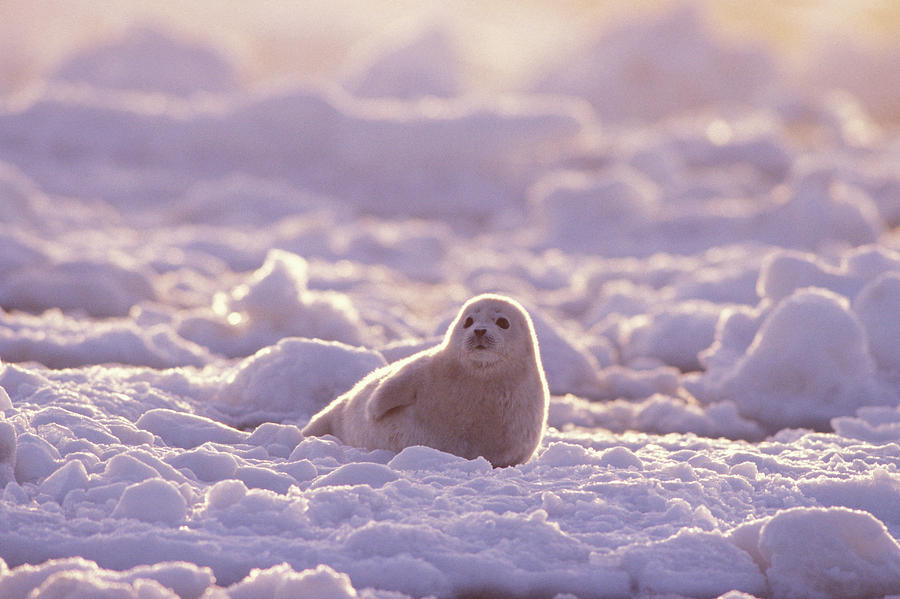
496 317 510 329
463 316 474 328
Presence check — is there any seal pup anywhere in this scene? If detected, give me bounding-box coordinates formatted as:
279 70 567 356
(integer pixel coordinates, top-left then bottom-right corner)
302 294 549 467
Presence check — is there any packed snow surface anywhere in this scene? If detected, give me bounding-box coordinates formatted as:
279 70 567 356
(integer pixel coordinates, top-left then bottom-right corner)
3 4 900 599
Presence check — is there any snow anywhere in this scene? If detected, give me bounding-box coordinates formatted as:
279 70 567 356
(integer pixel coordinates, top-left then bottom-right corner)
111 478 188 525
51 26 239 98
756 507 900 599
341 23 462 100
2 2 900 598
532 5 774 123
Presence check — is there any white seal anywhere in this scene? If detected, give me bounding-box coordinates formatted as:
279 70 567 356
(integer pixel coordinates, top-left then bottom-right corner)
302 294 549 467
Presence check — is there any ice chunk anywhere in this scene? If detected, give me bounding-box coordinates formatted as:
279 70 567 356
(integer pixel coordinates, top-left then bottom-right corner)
529 168 659 255
387 444 492 474
234 466 295 493
245 422 305 457
216 337 385 422
167 447 238 482
14 432 60 483
766 174 883 250
51 25 238 97
111 478 187 525
178 250 369 357
853 273 900 374
310 462 399 489
115 562 214 599
533 5 773 121
549 393 764 441
0 259 157 318
220 563 358 599
136 408 248 449
28 570 178 598
206 479 247 510
759 506 900 599
0 420 17 486
701 288 892 431
0 307 212 369
833 406 900 444
598 446 643 470
758 250 862 303
342 23 461 100
0 558 213 599
620 528 766 597
101 454 159 483
530 310 604 398
38 459 89 503
617 300 722 371
798 468 900 525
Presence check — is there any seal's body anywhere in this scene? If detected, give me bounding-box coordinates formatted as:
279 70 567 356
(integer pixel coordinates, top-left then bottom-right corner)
302 294 549 467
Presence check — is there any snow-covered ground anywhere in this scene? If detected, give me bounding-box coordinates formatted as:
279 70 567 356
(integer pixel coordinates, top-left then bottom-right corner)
3 3 900 598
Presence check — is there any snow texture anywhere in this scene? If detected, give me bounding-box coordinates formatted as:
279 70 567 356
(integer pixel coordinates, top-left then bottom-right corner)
3 3 900 598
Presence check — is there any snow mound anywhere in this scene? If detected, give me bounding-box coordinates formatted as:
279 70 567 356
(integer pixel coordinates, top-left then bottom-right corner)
172 175 337 227
616 300 722 372
0 307 212 369
0 420 15 486
220 563 361 599
758 507 900 599
51 26 238 97
533 5 774 121
137 409 248 449
854 272 900 374
0 85 589 226
342 23 461 100
549 393 764 441
529 310 603 397
764 172 884 250
832 406 900 445
697 288 892 432
0 558 214 599
758 245 900 306
529 168 659 255
112 478 187 525
0 259 157 318
336 219 452 283
621 528 765 597
178 250 369 357
215 337 386 425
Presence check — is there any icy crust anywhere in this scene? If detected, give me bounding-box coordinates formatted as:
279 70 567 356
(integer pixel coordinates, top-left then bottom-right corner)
5 364 900 599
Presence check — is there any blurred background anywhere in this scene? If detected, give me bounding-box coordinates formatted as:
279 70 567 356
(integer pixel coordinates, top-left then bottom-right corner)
3 1 900 125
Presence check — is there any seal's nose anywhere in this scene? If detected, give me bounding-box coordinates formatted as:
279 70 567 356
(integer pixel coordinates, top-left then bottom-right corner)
474 328 486 338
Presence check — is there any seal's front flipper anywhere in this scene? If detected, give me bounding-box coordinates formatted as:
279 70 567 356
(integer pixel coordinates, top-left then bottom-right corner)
366 364 420 421
302 404 336 436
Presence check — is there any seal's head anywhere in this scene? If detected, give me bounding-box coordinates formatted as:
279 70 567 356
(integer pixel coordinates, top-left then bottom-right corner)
445 294 539 373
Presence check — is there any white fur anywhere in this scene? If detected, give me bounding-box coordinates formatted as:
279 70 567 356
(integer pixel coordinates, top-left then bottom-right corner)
302 294 549 467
